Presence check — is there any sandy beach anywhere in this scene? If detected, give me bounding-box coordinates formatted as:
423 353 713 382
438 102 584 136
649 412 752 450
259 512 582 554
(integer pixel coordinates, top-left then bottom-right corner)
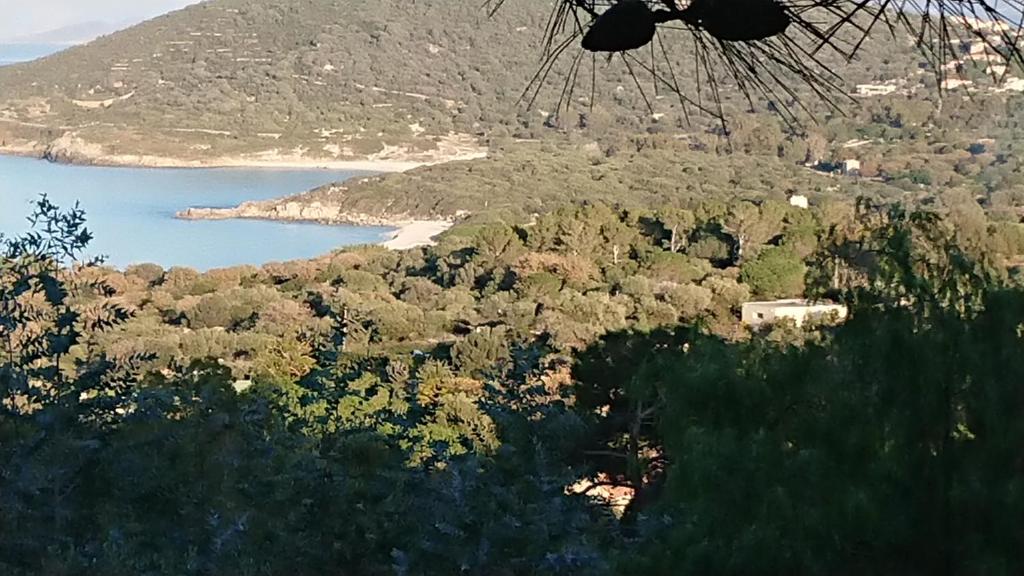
5 134 475 252
0 145 436 173
176 200 456 251
0 129 487 173
382 220 454 250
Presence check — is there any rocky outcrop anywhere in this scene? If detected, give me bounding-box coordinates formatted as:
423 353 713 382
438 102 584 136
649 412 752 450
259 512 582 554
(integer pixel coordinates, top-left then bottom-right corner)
43 132 106 164
177 200 405 227
177 199 455 251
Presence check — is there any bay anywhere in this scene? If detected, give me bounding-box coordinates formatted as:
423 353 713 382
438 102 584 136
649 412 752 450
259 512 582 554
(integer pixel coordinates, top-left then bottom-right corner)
0 155 392 271
0 43 68 65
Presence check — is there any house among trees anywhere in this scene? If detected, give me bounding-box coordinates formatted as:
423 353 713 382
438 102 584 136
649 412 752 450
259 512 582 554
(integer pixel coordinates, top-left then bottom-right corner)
842 159 861 176
855 83 898 96
742 299 849 328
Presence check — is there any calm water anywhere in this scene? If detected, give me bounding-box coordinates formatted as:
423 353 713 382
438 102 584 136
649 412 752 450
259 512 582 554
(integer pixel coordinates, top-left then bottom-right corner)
0 43 67 65
0 43 392 270
0 155 392 271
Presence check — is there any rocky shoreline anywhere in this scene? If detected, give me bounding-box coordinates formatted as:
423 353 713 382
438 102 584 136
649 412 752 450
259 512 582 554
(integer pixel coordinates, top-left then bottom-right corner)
176 201 454 250
2 130 468 250
176 199 407 227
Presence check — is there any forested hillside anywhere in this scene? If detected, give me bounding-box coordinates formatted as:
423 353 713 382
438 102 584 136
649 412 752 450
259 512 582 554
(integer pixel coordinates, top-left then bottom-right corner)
186 101 1024 236
0 0 975 165
5 2 1024 573
5 186 1024 574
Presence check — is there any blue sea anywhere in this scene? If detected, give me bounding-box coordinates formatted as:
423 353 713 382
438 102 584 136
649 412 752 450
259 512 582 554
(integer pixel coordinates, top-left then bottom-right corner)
0 43 68 65
0 155 392 271
0 43 394 271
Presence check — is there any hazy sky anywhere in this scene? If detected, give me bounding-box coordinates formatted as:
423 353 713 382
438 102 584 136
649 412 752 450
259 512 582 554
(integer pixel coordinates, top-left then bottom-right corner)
0 0 200 40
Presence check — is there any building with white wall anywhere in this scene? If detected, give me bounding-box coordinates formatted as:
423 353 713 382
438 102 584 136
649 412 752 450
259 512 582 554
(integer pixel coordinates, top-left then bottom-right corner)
788 194 809 209
842 159 861 176
742 299 849 328
855 83 898 96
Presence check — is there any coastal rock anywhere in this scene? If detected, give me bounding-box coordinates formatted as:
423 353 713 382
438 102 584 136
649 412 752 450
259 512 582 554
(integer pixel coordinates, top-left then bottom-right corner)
43 133 105 164
177 200 405 227
175 200 455 251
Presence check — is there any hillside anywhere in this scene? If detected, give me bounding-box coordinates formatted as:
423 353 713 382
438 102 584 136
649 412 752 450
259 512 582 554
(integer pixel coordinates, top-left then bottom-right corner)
178 139 907 225
9 5 1024 573
0 0 959 168
0 0 572 166
177 90 1024 230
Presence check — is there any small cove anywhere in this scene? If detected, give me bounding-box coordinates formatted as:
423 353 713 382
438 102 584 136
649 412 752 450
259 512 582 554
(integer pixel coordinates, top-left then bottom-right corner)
0 155 392 271
0 42 68 65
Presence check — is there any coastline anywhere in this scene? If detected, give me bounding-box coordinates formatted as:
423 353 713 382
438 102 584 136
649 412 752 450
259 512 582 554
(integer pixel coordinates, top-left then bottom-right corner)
176 197 457 251
381 220 455 250
0 128 488 173
2 140 473 251
0 146 440 173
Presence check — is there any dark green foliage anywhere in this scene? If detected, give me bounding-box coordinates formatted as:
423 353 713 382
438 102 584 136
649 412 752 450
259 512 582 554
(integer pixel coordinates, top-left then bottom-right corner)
621 289 1024 576
740 246 807 298
516 271 564 299
1 360 610 575
641 251 709 284
451 326 511 377
0 196 132 412
0 201 609 576
687 232 733 264
6 194 1024 575
613 205 1024 575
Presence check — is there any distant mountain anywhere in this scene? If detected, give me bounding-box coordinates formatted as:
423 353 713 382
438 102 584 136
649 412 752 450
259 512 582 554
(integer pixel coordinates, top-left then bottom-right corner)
0 0 948 167
4 21 122 45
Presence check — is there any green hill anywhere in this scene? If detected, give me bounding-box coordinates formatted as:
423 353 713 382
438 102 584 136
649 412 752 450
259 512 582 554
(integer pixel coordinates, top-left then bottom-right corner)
0 0 942 166
179 139 905 223
0 0 542 164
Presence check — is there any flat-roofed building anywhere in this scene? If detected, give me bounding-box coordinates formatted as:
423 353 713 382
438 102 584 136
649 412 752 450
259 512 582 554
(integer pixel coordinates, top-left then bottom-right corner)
788 194 809 209
855 83 898 96
742 299 849 328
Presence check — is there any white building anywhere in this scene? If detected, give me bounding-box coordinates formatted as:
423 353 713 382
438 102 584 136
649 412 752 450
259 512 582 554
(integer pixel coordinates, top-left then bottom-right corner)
842 159 861 176
942 78 974 91
855 83 898 97
742 299 849 328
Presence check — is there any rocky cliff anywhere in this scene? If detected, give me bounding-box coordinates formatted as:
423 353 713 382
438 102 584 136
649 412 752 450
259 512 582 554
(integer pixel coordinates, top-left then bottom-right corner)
177 199 413 227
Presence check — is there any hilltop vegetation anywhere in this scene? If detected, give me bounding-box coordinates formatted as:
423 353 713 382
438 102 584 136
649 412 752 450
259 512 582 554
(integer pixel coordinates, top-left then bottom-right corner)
187 100 1024 234
5 1 1024 573
184 140 885 224
1 0 1008 167
5 189 1024 574
0 0 642 163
